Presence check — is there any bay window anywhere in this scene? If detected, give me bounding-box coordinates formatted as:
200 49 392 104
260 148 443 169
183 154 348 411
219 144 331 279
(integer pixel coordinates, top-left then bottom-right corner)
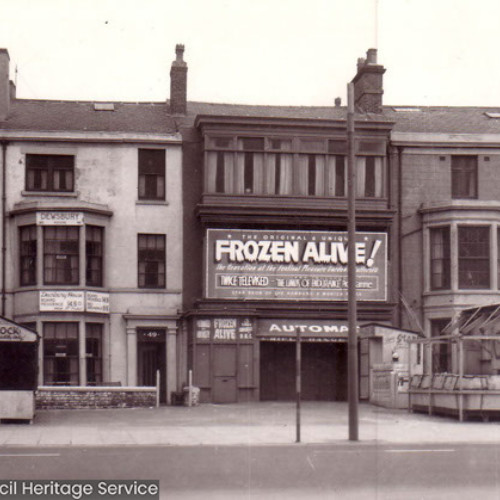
205 135 384 199
20 224 105 287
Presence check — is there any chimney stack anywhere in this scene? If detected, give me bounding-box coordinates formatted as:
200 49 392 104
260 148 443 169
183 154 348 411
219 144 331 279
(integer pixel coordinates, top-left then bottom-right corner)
334 97 341 107
0 49 10 121
170 44 187 115
351 48 385 114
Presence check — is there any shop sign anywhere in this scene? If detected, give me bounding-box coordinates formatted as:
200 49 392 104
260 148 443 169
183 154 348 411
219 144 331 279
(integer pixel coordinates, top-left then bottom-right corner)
258 319 354 342
205 229 387 301
36 211 84 226
40 291 110 313
195 317 254 342
86 292 110 313
0 319 37 342
40 291 85 312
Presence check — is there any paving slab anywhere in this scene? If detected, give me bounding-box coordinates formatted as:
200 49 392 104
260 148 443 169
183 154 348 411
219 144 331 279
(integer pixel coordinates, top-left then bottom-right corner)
1 402 500 447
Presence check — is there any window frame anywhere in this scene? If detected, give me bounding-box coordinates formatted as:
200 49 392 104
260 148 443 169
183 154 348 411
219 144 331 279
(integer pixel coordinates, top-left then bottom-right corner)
429 226 451 290
86 323 103 385
19 225 37 286
86 225 104 287
451 155 478 199
138 233 166 289
458 225 490 289
25 154 75 192
43 226 80 285
43 322 79 385
138 149 166 201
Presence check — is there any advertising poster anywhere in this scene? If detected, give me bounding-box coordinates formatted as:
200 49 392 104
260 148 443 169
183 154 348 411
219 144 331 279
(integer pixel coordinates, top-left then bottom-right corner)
205 229 387 301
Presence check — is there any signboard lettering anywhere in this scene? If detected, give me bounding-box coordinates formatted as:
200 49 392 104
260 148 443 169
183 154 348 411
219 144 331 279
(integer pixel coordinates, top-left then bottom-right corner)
37 212 84 226
0 319 37 342
206 230 387 301
40 291 110 313
258 319 356 342
86 292 110 314
194 318 254 342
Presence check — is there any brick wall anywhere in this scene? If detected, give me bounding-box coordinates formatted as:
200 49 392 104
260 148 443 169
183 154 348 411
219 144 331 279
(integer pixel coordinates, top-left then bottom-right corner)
36 386 157 409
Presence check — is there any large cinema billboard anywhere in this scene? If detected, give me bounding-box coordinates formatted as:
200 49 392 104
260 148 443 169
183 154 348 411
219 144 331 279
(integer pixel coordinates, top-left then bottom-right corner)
205 229 387 301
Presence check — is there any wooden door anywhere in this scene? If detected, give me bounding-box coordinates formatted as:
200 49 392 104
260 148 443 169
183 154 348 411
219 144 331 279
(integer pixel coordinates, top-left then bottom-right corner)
213 345 237 403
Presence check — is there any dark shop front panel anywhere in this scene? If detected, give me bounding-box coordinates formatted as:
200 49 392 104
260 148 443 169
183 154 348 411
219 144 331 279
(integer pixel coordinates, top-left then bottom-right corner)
260 342 347 401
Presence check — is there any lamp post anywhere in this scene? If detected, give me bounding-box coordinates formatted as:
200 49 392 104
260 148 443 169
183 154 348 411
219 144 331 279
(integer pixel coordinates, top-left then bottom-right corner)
347 82 359 441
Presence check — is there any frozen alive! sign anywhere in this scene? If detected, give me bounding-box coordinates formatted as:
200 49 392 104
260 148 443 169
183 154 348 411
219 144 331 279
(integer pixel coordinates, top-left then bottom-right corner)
205 229 387 301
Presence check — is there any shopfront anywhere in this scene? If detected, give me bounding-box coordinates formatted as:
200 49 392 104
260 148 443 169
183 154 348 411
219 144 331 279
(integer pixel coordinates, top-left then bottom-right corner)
188 228 388 404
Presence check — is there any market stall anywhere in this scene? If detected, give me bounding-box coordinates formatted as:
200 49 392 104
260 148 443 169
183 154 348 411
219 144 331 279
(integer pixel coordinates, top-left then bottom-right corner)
408 304 500 421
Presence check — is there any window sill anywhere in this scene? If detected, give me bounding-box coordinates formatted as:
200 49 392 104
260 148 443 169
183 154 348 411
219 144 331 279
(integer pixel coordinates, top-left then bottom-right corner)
136 200 169 206
22 190 79 198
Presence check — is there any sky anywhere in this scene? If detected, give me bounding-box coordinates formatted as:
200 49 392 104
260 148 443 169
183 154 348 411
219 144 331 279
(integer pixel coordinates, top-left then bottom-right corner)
1 0 500 107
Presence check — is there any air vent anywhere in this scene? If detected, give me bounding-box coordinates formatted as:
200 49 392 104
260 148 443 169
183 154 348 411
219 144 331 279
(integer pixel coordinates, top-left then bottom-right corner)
93 103 115 111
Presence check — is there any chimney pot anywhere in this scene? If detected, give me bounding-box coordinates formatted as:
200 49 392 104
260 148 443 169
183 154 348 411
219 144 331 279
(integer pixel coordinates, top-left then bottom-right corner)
175 44 186 65
366 48 377 64
334 97 341 107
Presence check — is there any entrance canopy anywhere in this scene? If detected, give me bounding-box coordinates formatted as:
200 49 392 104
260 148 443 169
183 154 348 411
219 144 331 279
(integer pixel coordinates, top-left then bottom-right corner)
257 319 351 342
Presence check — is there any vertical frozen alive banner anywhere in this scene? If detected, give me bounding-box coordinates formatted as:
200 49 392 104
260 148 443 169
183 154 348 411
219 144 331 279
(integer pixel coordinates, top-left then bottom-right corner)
205 229 387 301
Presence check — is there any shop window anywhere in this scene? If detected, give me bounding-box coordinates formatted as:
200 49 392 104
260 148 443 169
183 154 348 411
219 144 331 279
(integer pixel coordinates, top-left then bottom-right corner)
138 234 166 288
452 156 477 199
43 322 79 385
20 225 37 286
43 226 79 285
458 226 490 289
430 226 451 290
356 157 385 198
86 225 103 287
86 323 103 385
26 154 74 192
431 318 452 373
138 149 165 200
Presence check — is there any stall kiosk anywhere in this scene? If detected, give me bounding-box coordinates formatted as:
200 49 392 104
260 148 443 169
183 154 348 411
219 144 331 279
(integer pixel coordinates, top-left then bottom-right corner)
0 317 38 423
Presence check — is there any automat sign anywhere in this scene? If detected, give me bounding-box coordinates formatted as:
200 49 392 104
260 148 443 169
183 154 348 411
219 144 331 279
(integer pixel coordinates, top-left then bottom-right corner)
205 229 387 301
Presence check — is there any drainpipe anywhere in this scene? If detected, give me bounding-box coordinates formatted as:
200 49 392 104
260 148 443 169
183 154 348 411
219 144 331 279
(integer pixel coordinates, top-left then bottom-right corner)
1 140 6 317
397 146 403 328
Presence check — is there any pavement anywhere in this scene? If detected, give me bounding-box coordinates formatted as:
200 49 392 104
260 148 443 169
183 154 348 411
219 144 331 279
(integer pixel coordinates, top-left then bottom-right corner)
1 402 500 447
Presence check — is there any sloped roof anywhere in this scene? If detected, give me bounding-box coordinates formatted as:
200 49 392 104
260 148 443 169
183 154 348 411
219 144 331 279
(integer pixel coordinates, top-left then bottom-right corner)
3 98 500 137
0 99 178 135
385 106 500 135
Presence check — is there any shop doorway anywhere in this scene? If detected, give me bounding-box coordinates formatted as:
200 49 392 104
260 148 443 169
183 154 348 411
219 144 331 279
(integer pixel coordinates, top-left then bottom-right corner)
213 345 237 403
260 342 347 401
137 329 166 403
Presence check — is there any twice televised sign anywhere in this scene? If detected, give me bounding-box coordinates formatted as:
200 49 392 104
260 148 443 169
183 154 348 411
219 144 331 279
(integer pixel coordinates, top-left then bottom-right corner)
205 229 387 301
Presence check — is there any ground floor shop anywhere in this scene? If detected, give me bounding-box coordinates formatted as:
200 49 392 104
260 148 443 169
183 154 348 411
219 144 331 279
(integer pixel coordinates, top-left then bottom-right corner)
188 316 354 403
